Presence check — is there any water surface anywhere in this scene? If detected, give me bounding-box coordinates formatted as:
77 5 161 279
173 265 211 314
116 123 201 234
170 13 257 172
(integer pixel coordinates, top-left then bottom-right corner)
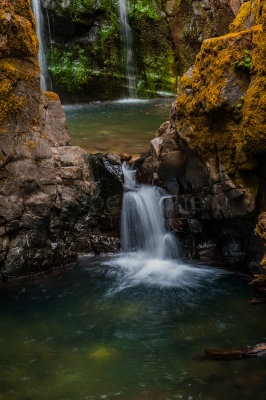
1 256 266 400
64 98 172 154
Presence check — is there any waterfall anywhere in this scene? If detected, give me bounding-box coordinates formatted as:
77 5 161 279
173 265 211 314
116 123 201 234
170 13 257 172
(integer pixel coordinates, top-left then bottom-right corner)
104 163 228 291
118 0 137 98
31 0 50 91
121 164 179 259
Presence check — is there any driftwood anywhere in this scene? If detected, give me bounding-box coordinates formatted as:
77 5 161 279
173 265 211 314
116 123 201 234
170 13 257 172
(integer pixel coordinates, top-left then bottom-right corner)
251 297 266 305
193 343 266 361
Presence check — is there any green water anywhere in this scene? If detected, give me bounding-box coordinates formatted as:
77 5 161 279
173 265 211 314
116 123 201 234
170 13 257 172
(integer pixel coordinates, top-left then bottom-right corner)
0 256 266 400
63 99 172 155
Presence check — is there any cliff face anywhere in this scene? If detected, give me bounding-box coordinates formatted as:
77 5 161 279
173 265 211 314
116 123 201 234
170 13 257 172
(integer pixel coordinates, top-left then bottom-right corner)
169 0 235 74
137 0 266 273
40 0 235 101
0 0 123 276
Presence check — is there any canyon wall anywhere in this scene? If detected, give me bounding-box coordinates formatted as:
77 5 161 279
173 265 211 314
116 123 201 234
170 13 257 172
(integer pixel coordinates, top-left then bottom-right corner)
0 0 122 277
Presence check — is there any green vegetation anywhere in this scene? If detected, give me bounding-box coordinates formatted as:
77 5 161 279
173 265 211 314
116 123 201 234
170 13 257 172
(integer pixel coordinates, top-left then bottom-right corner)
45 0 176 98
237 96 245 108
234 50 252 69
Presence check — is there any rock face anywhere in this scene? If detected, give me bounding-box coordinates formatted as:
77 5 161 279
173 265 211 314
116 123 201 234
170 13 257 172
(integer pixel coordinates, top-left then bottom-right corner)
169 0 236 75
250 212 266 302
39 0 235 101
0 0 123 276
136 0 266 271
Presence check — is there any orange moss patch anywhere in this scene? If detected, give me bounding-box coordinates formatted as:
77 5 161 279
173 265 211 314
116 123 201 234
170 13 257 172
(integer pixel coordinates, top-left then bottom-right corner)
0 0 40 126
0 58 39 125
230 1 252 33
235 25 266 166
175 24 265 169
44 91 59 101
253 0 265 25
0 0 38 59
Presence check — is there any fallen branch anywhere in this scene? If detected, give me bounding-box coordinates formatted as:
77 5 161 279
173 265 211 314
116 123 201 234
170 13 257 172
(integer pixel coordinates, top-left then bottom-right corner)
193 343 266 361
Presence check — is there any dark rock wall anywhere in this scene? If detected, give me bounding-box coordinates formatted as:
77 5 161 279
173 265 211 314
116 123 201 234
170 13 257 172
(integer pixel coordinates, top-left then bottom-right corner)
0 0 123 276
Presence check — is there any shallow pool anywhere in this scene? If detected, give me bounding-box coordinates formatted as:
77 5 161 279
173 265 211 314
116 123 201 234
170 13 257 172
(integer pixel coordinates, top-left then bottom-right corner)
1 255 266 400
63 98 173 155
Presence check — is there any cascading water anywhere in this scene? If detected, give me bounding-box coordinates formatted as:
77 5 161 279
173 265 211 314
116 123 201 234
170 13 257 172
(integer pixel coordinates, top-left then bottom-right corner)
118 0 137 98
121 164 179 259
31 0 50 91
105 164 228 291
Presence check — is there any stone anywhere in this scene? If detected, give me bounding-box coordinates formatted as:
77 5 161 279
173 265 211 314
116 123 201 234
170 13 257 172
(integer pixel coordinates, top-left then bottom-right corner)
0 1 123 276
120 153 132 162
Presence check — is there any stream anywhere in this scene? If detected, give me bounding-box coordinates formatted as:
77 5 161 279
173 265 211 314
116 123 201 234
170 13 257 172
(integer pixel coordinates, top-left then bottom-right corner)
1 258 266 400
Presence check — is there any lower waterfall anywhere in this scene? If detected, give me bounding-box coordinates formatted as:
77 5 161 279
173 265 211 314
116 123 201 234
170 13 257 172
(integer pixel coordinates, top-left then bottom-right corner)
121 163 179 259
105 164 228 291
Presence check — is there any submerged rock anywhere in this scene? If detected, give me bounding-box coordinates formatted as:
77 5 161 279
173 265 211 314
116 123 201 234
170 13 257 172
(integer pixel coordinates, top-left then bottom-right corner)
0 0 123 276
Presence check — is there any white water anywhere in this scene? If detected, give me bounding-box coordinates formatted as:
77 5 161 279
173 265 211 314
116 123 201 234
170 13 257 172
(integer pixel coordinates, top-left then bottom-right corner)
121 164 179 258
31 0 50 91
105 164 228 291
118 0 137 98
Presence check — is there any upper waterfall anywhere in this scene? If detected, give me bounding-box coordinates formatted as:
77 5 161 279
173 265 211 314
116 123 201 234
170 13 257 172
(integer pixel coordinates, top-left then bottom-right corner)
31 0 50 91
118 0 137 98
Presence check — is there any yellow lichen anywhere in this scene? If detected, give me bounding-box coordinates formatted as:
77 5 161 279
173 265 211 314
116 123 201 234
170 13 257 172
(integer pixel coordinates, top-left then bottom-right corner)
0 0 40 129
44 91 59 101
175 23 265 168
230 1 252 33
25 141 35 152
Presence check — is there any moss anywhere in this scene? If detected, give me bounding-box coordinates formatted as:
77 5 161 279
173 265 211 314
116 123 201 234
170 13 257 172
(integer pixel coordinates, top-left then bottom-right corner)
129 0 161 21
46 0 175 98
0 0 39 128
0 0 38 59
0 58 38 125
175 24 265 167
47 46 90 94
230 1 252 33
44 91 59 101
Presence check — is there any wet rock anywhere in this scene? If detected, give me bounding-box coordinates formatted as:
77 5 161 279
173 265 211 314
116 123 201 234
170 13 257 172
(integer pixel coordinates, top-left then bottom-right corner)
129 154 141 165
120 153 132 162
170 0 235 75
